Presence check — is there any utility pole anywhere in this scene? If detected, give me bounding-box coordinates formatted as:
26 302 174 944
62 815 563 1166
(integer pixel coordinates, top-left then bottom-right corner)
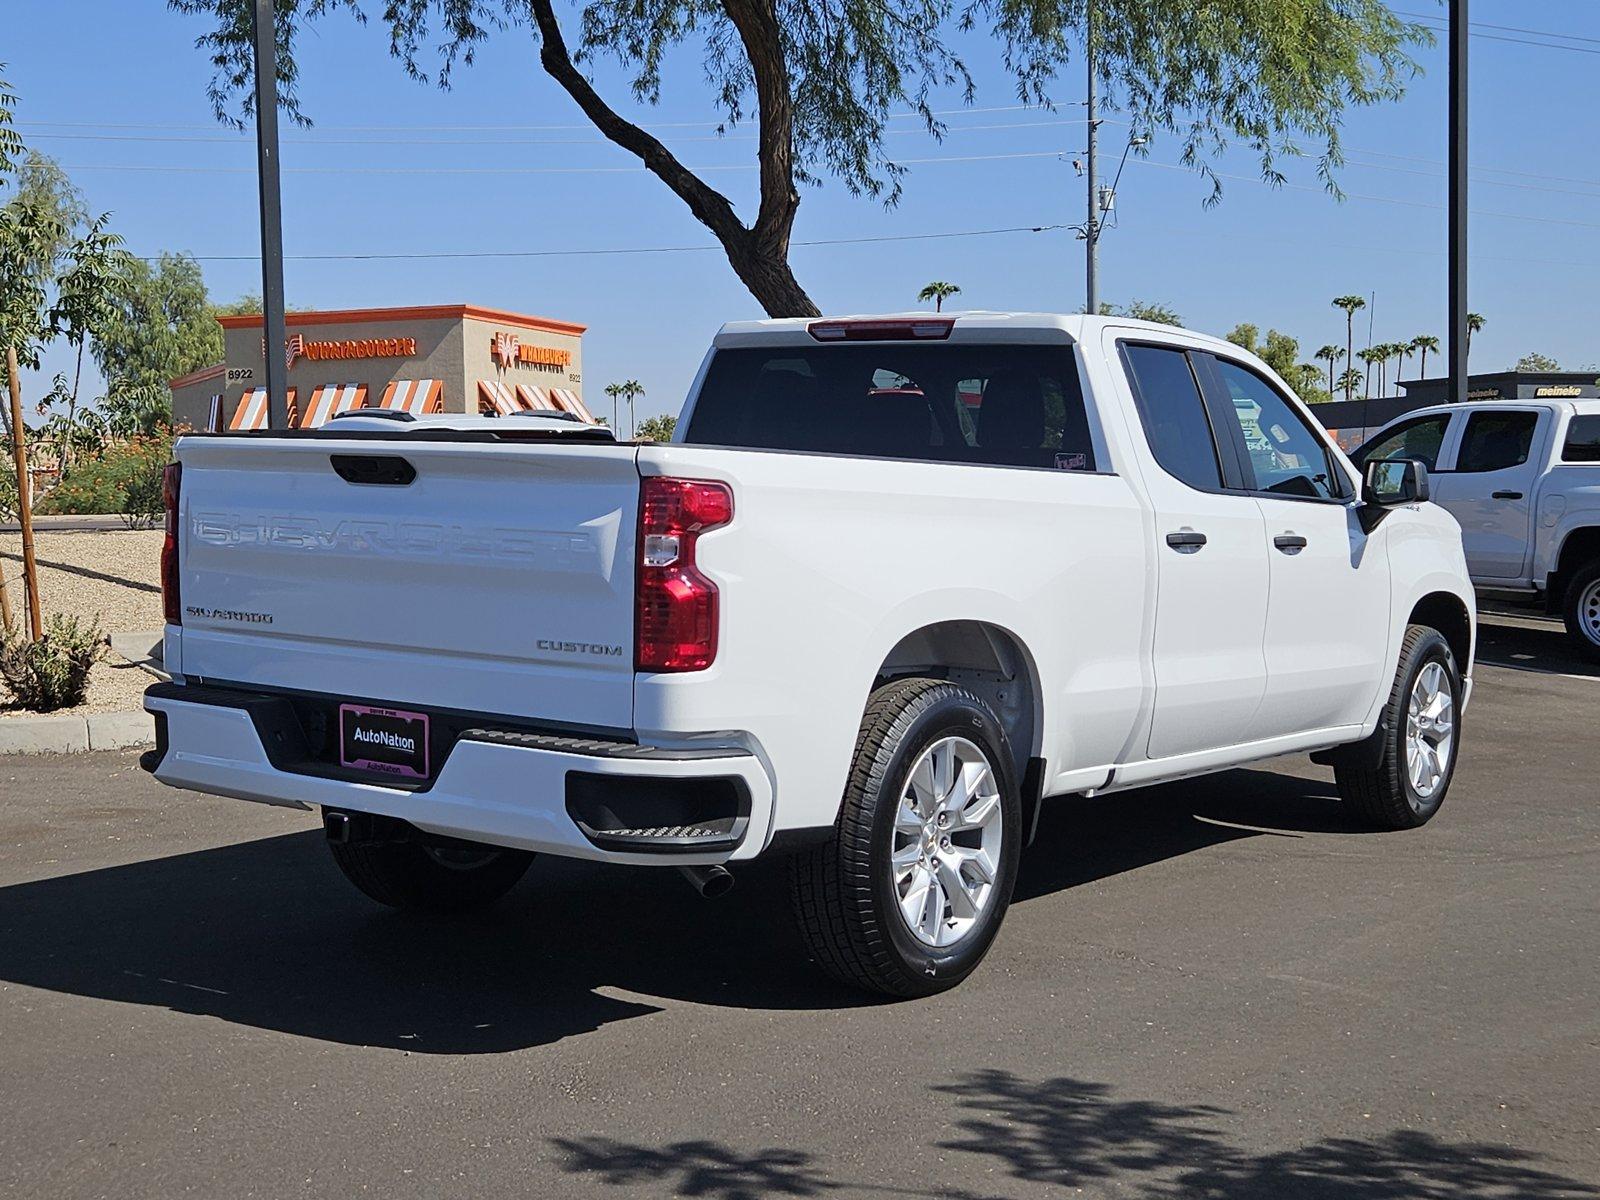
253 0 290 430
1447 0 1469 403
1084 0 1099 317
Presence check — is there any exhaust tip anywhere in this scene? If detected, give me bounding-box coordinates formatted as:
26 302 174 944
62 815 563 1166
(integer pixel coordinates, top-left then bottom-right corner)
678 863 734 899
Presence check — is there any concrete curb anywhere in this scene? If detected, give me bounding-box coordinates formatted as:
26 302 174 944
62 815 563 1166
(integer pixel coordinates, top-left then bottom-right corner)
0 709 153 756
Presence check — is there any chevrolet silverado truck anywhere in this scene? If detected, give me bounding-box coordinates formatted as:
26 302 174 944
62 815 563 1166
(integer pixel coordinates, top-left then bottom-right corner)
1354 397 1600 659
143 313 1475 997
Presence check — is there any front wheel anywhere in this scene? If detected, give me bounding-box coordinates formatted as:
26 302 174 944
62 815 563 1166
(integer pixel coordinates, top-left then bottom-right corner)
328 831 534 914
790 678 1022 997
1561 561 1600 662
1335 625 1462 830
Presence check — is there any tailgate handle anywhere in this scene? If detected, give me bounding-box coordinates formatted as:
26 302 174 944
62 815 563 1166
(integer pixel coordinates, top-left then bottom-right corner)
331 454 416 486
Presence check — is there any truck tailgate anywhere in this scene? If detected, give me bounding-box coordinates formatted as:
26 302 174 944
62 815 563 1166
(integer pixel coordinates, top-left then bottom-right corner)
171 434 640 730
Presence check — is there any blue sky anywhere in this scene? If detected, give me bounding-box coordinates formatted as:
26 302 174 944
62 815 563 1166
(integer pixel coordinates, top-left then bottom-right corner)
6 1 1600 421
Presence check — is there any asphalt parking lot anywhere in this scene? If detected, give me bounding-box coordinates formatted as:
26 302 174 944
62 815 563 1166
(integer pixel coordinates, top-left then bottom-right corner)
2 611 1597 1199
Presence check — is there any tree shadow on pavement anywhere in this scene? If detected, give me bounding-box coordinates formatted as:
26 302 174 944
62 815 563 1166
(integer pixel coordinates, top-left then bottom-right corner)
936 1068 1599 1199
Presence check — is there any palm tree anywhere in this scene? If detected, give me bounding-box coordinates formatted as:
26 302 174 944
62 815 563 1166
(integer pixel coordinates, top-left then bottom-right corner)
604 381 623 430
619 380 644 438
1332 295 1367 400
1389 341 1412 392
1314 344 1344 398
1356 346 1380 400
917 281 961 312
1336 367 1364 399
1410 334 1439 381
1467 312 1486 362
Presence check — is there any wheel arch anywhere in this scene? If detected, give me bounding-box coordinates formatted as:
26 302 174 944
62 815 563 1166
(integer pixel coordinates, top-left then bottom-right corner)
1547 524 1600 610
873 620 1043 833
1409 590 1473 674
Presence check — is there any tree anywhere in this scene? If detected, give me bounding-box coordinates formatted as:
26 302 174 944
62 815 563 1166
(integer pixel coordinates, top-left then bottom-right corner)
1097 299 1182 325
1356 346 1379 400
603 382 623 431
612 379 644 438
92 253 224 410
1314 344 1344 397
917 281 961 312
1332 295 1367 400
635 413 678 442
0 66 134 638
1466 312 1485 361
1387 340 1411 392
1336 367 1363 399
1515 351 1560 372
1410 334 1438 380
173 0 1431 318
1225 324 1325 402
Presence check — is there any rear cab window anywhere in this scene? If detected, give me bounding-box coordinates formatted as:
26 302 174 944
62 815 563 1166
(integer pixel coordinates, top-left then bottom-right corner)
1119 344 1224 490
683 342 1099 471
1561 414 1600 463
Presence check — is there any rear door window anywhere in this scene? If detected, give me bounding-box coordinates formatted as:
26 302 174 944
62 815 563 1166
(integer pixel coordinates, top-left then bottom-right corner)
1456 410 1539 472
1119 344 1223 490
685 343 1097 470
1562 414 1600 463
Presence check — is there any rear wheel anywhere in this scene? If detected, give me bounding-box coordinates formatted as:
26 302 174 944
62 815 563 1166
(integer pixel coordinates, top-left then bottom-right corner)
1335 625 1462 830
328 830 534 914
790 678 1022 997
1560 561 1600 662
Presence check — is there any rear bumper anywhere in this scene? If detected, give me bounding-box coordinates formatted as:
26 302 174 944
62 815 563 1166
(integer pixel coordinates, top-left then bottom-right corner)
142 684 775 865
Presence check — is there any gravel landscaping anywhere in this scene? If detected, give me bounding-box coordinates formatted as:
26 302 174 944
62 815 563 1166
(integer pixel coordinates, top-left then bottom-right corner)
0 529 164 719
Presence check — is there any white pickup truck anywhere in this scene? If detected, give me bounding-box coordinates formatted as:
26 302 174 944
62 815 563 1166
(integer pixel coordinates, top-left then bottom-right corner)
144 313 1475 996
1354 398 1600 658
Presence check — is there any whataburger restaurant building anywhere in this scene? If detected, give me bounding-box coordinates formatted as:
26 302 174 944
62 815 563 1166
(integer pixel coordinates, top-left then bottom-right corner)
168 303 592 432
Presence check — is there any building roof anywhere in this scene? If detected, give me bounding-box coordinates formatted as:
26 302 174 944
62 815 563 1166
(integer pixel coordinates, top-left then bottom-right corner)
1401 370 1600 394
215 303 586 337
168 362 225 390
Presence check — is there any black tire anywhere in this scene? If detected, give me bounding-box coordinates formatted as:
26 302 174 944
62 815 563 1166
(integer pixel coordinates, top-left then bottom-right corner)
1560 560 1600 662
328 833 534 914
1335 625 1462 830
789 677 1022 998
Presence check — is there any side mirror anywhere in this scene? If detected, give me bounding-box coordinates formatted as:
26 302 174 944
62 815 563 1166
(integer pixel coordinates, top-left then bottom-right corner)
1363 457 1430 507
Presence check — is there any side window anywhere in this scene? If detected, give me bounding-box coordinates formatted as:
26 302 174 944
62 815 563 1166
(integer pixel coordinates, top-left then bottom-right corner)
1561 414 1600 463
1211 357 1344 501
1121 344 1222 490
1457 410 1538 473
1355 414 1451 471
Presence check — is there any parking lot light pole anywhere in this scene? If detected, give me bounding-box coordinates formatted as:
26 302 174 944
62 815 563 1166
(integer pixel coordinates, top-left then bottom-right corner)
1448 0 1468 403
253 0 290 431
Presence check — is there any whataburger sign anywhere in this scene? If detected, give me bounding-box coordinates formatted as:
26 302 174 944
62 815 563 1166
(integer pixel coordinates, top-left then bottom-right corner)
285 333 416 368
492 331 572 370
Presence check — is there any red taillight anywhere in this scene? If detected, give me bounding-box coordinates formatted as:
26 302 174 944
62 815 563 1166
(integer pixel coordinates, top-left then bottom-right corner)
635 477 733 672
161 461 182 625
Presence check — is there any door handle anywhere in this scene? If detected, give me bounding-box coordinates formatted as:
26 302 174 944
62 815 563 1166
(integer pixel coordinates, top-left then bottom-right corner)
1492 490 1523 500
1165 531 1208 550
1273 534 1308 553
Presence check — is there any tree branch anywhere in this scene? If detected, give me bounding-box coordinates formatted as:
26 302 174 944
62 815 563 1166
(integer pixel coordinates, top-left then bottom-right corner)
718 0 799 256
528 0 748 251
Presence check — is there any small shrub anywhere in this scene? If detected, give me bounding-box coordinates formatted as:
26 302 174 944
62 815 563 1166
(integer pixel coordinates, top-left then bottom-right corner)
0 614 105 712
35 431 174 522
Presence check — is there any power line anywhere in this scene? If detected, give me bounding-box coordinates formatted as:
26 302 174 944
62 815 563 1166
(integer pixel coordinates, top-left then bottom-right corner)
1393 10 1600 48
1397 11 1600 57
135 222 1070 263
13 117 1096 149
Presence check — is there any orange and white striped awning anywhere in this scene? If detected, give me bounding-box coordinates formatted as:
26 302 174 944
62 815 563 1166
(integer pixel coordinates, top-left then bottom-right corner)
379 379 443 416
230 387 297 431
298 383 369 429
477 380 521 417
550 388 596 423
514 383 560 412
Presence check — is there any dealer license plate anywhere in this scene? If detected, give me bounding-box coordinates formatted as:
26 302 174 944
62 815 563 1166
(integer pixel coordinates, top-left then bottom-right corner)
339 703 430 780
